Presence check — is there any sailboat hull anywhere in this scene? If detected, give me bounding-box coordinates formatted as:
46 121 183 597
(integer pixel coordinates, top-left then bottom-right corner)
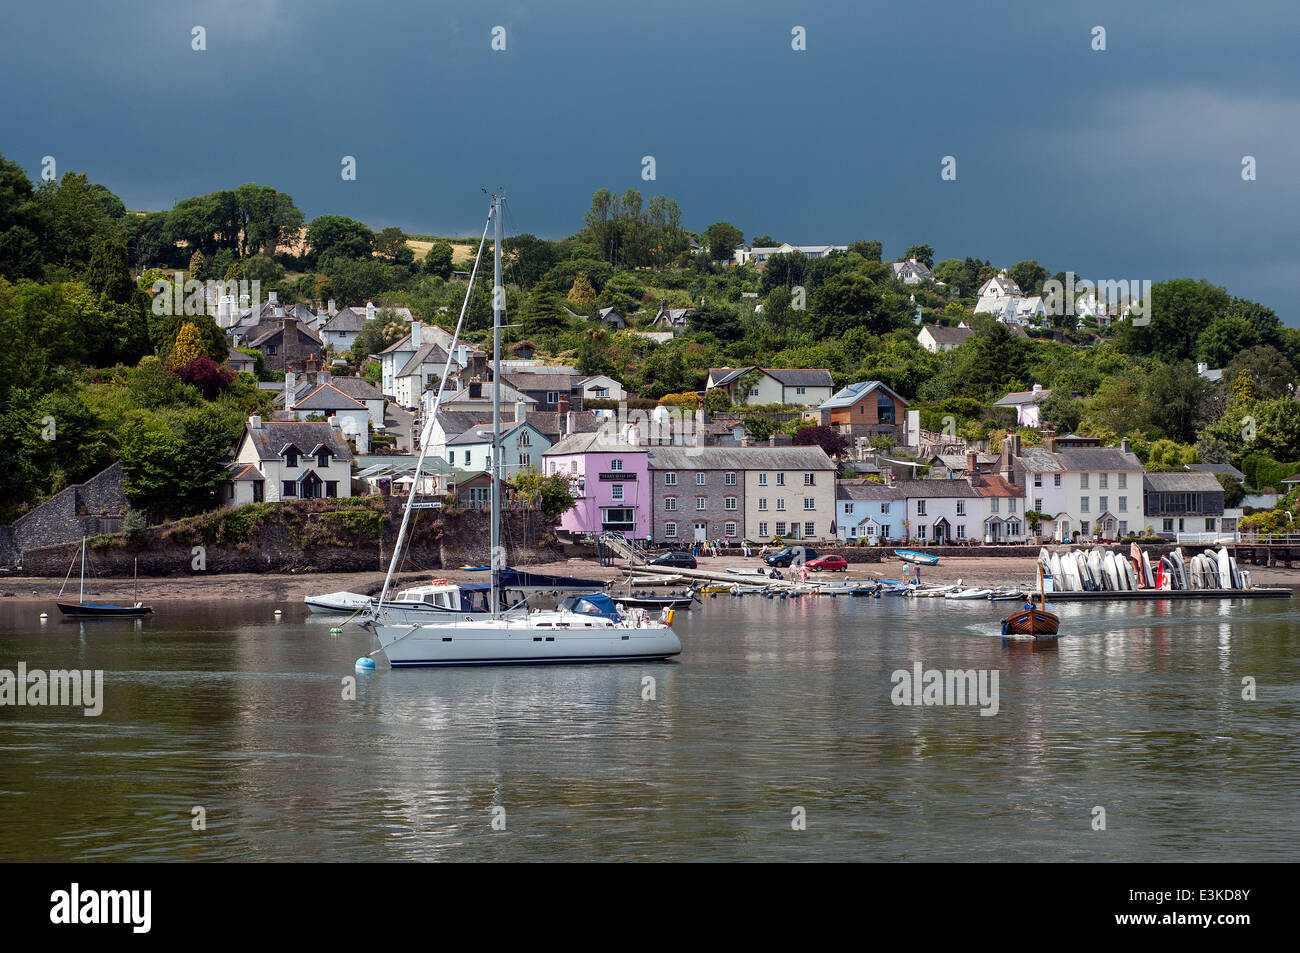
57 602 152 618
371 619 682 666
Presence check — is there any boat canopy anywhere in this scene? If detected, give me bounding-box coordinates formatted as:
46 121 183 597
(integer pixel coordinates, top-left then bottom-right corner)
499 568 607 592
559 593 620 621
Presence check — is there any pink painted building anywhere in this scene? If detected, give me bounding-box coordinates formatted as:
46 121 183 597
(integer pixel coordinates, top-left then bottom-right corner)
542 434 651 539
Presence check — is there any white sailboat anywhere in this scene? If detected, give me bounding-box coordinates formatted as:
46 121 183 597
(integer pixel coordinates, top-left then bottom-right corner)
363 194 681 666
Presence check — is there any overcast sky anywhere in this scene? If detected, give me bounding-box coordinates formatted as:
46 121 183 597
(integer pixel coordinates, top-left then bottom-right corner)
3 0 1296 318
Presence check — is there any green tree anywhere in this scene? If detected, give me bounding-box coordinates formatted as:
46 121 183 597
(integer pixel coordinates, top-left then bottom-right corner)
903 244 935 268
1119 278 1231 363
1007 260 1048 297
423 240 455 279
188 250 209 282
848 240 883 262
306 215 374 265
169 322 205 366
1197 313 1260 368
703 222 744 261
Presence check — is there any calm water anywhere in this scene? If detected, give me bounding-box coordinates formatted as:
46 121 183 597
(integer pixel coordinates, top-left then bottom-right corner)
1 592 1297 862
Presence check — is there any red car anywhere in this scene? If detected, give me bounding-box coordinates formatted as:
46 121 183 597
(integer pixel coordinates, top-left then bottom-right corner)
807 555 848 572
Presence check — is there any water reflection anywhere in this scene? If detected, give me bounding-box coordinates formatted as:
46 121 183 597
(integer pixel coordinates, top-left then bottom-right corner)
0 594 1297 861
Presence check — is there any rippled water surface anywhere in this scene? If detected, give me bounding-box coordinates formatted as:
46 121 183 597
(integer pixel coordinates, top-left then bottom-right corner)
2 593 1297 861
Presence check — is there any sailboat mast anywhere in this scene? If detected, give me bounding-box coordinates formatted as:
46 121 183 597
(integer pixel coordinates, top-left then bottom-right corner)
80 536 85 604
490 193 504 620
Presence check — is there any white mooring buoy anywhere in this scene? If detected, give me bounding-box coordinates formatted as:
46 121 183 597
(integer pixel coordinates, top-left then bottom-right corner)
39 612 48 620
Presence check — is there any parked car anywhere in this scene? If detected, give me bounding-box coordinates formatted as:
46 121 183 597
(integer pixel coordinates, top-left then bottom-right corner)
649 551 697 569
807 554 848 572
763 546 818 567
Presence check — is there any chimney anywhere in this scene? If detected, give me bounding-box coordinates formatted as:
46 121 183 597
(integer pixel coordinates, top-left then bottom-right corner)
268 290 278 306
318 369 331 384
285 372 296 412
456 344 468 366
469 380 482 399
248 414 263 429
366 300 376 322
1121 437 1131 454
1196 362 1208 375
1046 434 1057 453
411 321 422 348
967 449 977 475
558 394 569 416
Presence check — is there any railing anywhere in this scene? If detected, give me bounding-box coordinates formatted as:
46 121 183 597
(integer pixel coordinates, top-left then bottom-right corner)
1174 532 1241 544
1235 532 1300 545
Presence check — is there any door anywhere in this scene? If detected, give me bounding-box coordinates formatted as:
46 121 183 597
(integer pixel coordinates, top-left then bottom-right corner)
694 522 707 541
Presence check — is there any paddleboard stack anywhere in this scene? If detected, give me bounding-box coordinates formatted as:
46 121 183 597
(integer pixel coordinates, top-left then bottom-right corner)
1038 545 1248 593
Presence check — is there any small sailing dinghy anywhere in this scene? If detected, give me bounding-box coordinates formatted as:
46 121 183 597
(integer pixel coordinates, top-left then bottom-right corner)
1001 565 1059 638
896 549 939 566
56 540 153 618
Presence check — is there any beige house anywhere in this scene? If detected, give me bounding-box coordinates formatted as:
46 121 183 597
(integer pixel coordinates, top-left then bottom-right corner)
741 446 838 542
226 417 354 505
706 367 834 407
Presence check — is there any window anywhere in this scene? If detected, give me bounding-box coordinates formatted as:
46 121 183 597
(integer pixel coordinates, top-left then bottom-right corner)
804 522 815 537
1099 473 1108 489
776 498 786 511
325 481 338 498
776 473 785 486
1163 519 1174 532
1081 521 1090 535
1205 518 1216 532
803 497 815 510
917 501 926 516
749 387 759 398
725 496 738 510
759 522 768 537
1033 473 1042 488
696 473 706 486
520 430 531 447
266 345 277 356
725 522 737 537
877 392 895 425
804 473 815 486
1118 473 1127 489
843 502 853 514
1009 498 1017 513
610 459 623 471
1099 496 1108 512
285 450 298 468
1053 474 1062 487
664 497 677 511
448 450 456 465
1080 497 1090 512
665 522 677 538
725 472 737 486
282 481 297 498
695 497 707 511
957 525 967 539
775 522 787 536
917 525 927 539
664 472 677 486
990 498 999 513
758 473 767 486
612 484 624 501
316 451 329 469
956 501 965 516
1080 474 1089 489
546 391 560 404
1034 498 1043 512
1119 521 1128 535
881 502 890 514
1005 520 1021 537
759 498 768 511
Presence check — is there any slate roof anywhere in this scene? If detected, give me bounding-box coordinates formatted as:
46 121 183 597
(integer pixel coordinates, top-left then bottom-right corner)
228 462 265 481
818 380 910 410
890 479 980 498
291 383 369 412
502 372 575 394
245 320 323 348
544 433 649 455
447 420 542 446
325 377 384 402
919 325 975 345
764 368 834 388
526 411 603 442
1143 471 1225 492
243 421 353 463
837 482 903 501
994 388 1051 407
396 343 454 377
1057 447 1144 471
321 307 367 333
1185 463 1245 481
644 446 835 471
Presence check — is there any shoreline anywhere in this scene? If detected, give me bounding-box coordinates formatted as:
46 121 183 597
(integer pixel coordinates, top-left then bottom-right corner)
2 555 1295 603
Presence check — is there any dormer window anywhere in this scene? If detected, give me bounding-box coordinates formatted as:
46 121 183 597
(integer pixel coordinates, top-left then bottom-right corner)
285 450 298 468
317 451 329 469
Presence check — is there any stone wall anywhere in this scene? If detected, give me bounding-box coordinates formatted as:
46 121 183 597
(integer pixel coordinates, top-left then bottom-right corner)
2 463 129 567
9 504 563 577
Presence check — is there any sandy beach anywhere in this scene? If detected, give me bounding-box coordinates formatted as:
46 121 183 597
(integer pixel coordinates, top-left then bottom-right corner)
2 555 1295 604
